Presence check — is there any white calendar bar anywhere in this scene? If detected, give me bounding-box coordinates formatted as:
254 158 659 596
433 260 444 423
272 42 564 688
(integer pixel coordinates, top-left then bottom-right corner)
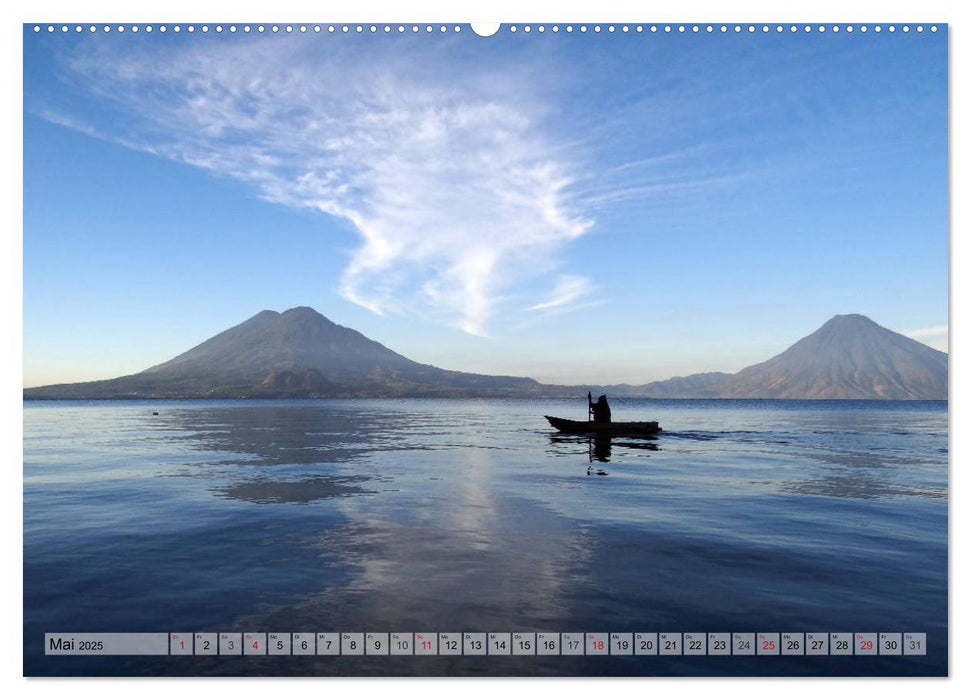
45 632 928 656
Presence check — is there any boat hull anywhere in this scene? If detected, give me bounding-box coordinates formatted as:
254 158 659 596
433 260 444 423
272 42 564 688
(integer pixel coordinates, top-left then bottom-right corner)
544 415 661 436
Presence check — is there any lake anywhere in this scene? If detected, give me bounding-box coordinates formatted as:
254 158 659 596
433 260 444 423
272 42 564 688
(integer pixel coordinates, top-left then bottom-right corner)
23 398 948 676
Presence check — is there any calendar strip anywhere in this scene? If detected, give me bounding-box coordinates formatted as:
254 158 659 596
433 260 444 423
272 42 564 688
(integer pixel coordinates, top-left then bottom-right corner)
45 632 926 656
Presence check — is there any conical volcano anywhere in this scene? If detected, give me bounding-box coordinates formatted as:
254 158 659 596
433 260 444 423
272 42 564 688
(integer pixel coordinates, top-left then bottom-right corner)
23 306 542 398
717 314 947 399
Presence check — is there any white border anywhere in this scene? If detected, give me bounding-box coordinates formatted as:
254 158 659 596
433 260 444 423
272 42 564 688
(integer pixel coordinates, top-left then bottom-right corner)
4 1 964 699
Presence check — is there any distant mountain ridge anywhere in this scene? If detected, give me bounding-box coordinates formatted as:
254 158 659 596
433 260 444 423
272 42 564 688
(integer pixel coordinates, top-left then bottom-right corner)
617 372 733 399
23 309 947 400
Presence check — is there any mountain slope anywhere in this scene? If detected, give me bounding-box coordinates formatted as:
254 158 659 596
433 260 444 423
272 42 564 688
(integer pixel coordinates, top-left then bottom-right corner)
638 371 733 398
718 314 947 399
24 307 543 399
599 372 732 398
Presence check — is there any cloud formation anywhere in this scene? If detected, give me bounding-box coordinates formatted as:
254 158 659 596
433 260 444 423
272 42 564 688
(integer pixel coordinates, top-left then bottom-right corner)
905 324 948 339
528 275 596 313
905 324 948 352
50 38 592 336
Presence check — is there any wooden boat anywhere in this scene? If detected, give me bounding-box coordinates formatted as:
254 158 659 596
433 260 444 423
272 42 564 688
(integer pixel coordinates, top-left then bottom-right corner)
544 415 661 436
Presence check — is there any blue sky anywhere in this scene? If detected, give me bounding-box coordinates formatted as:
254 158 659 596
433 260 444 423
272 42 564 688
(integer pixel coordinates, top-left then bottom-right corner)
23 24 948 386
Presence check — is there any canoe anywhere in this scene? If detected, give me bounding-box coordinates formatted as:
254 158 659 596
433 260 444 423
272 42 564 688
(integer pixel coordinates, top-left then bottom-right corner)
544 415 661 436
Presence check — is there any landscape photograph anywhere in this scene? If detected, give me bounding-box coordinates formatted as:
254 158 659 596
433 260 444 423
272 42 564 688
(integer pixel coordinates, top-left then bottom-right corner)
23 22 947 677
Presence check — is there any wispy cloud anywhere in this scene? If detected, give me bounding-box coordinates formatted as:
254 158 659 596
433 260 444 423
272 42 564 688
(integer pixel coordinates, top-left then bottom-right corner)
528 275 596 313
905 324 948 352
46 39 592 336
905 324 948 339
579 169 766 209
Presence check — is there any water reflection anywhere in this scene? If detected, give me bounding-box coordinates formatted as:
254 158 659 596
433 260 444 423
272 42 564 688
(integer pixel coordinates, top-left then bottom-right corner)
548 434 659 463
152 405 414 503
148 405 604 647
215 475 376 504
154 405 386 466
319 447 599 632
592 435 611 462
772 473 947 500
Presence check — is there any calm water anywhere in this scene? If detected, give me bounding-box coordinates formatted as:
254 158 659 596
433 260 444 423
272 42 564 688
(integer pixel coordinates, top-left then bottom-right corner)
23 398 948 676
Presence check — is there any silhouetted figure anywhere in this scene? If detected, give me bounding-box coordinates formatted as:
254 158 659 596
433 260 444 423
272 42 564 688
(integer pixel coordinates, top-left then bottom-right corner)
588 392 611 423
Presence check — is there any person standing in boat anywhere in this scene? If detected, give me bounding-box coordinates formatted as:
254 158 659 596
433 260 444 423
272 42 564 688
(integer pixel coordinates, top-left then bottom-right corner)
588 391 612 423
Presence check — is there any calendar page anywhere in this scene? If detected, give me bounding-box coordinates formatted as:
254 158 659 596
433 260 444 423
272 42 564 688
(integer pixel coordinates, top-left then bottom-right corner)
22 20 948 677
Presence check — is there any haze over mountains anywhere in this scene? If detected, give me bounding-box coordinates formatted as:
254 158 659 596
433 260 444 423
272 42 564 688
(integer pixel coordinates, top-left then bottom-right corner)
23 308 947 400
